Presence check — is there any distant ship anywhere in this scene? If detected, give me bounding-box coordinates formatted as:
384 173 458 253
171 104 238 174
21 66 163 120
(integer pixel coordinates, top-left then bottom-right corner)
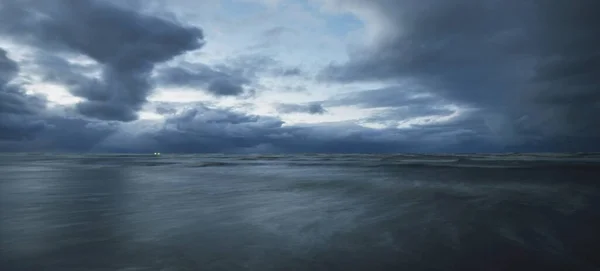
153 152 161 156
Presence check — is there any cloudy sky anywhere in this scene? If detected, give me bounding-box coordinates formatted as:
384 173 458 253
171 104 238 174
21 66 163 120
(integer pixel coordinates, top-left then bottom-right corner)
0 0 598 153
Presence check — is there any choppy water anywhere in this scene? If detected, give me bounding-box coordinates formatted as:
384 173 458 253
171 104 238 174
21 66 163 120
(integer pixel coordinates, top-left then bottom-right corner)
1 153 600 271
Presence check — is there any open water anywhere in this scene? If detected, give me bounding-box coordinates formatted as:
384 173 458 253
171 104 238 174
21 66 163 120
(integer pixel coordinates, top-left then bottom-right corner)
1 153 600 270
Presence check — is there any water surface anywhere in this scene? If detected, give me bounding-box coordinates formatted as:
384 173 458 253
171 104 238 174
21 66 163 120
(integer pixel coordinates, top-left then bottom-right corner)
1 153 599 270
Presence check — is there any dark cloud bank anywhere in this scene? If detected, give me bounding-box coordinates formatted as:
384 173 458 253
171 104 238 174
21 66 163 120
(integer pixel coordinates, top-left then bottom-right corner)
1 0 599 153
320 0 600 152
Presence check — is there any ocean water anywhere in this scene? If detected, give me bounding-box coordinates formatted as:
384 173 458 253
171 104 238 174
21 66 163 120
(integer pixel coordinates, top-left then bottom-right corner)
1 153 600 271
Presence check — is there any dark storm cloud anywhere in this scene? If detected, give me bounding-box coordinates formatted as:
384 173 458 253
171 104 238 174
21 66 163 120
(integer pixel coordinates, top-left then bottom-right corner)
0 113 48 141
320 0 600 149
0 48 50 140
1 48 121 147
31 53 99 87
35 116 119 152
0 48 18 86
0 0 204 121
276 103 327 115
0 115 120 152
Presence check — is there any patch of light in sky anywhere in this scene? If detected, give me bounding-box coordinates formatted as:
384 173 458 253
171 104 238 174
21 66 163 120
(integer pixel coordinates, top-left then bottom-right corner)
173 0 355 67
255 79 389 107
68 54 97 66
280 106 378 125
256 87 322 103
359 122 387 129
25 83 83 105
0 39 32 63
395 106 463 129
138 111 164 120
149 88 214 103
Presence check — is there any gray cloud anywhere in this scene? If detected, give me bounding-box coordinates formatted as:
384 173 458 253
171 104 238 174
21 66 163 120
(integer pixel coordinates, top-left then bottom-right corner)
31 53 99 87
155 106 177 115
2 0 599 153
276 102 327 115
365 107 455 127
327 85 448 109
249 26 296 51
0 0 204 121
262 26 292 39
224 54 305 78
155 54 304 96
280 67 303 77
320 0 600 149
0 112 48 141
155 63 251 96
324 85 455 127
2 98 598 153
0 117 120 152
103 104 525 153
0 49 18 86
35 116 120 152
87 104 412 153
1 47 118 146
0 48 50 140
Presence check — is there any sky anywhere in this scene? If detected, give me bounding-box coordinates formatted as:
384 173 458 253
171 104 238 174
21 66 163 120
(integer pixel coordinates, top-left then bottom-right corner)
0 0 598 153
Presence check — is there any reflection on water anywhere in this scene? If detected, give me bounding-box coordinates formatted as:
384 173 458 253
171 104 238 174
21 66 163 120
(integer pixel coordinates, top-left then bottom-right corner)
1 154 600 270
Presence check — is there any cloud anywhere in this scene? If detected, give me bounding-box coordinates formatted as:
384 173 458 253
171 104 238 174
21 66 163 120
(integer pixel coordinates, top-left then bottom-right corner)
92 104 285 153
30 53 100 88
46 103 515 154
262 26 292 39
321 85 456 127
0 48 50 140
327 85 447 109
2 0 598 153
155 106 177 115
276 102 327 115
0 0 204 121
225 54 305 78
280 67 303 77
1 48 120 147
155 63 251 96
319 0 600 147
0 48 18 85
0 116 120 152
2 97 597 153
155 54 304 96
36 116 120 152
0 113 48 141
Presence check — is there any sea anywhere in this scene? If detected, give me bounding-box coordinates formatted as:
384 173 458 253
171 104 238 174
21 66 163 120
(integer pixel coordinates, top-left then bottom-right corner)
1 153 600 271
